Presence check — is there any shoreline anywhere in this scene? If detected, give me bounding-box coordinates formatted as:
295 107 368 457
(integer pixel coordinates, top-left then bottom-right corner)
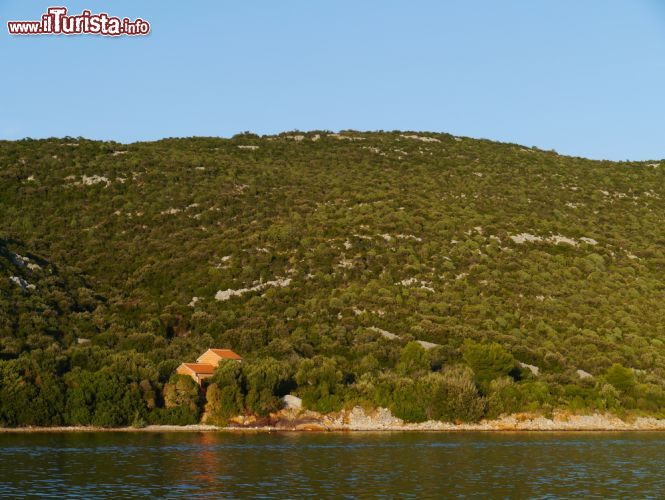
3 408 665 433
4 427 665 434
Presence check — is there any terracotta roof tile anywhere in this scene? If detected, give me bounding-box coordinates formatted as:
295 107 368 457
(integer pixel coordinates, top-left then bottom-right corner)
183 363 215 374
208 348 242 360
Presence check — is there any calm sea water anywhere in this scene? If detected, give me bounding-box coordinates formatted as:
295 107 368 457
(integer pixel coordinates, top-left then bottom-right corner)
0 431 663 498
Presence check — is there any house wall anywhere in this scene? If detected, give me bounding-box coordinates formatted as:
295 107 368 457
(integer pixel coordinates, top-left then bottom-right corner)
176 364 214 385
176 364 196 381
197 350 223 367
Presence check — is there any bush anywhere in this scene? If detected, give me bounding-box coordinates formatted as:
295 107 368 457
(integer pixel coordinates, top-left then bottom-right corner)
296 356 344 413
206 361 246 422
162 374 201 423
385 376 428 423
486 377 524 418
462 340 515 391
396 341 430 376
374 367 486 423
244 358 291 416
605 364 635 393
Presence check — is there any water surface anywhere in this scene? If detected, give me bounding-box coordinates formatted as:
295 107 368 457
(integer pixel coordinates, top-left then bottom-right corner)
0 431 662 497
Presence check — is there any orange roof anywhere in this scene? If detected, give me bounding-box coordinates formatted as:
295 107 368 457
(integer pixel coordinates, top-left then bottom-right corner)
208 348 242 360
183 363 215 374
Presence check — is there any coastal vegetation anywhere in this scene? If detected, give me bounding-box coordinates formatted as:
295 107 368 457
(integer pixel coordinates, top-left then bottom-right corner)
1 131 665 426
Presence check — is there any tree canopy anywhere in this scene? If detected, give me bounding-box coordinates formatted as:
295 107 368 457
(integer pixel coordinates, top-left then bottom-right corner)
1 131 665 425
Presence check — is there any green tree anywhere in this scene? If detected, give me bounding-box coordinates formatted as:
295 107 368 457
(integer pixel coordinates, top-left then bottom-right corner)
396 341 430 377
424 366 486 422
206 360 246 423
295 356 343 413
462 340 515 391
162 374 201 423
605 363 635 393
244 358 291 415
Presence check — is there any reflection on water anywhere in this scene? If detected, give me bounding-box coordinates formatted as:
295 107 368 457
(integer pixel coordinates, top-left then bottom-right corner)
0 431 663 497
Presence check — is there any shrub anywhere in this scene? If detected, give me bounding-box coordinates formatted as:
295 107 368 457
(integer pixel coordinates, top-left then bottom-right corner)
296 356 344 413
207 360 246 421
462 340 515 391
244 358 291 416
162 374 201 423
605 364 635 393
423 366 486 422
486 377 524 418
396 341 430 377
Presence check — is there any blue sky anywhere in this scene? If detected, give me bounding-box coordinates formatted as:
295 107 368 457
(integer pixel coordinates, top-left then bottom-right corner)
1 1 664 160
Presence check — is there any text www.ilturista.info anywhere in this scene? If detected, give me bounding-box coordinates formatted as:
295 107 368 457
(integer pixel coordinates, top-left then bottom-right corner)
7 7 150 36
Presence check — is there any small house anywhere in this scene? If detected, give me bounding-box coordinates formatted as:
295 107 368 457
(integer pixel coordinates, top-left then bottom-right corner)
176 348 243 385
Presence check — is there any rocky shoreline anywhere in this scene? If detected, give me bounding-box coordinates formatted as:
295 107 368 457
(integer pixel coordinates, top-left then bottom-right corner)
4 407 665 432
224 406 665 432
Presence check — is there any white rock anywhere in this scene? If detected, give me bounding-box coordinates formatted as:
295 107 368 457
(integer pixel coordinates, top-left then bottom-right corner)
80 175 110 186
328 134 365 141
368 326 399 340
510 233 543 244
549 234 578 246
9 276 34 290
399 277 417 286
416 340 440 350
337 259 354 269
215 288 250 301
281 395 302 410
362 146 384 155
214 277 291 301
396 234 423 242
160 208 181 215
510 233 597 247
518 361 540 376
399 134 440 143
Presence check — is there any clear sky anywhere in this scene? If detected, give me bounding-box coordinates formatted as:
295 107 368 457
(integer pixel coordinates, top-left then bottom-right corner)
2 1 665 160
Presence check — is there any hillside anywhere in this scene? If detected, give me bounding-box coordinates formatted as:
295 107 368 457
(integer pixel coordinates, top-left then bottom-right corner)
0 237 101 354
1 131 665 426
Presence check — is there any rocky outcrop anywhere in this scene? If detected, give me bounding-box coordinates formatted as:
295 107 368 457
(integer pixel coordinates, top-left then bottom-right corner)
4 410 665 432
280 395 302 410
225 406 665 432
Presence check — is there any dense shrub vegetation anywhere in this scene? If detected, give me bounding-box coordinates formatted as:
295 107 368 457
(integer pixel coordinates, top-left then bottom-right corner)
1 131 665 426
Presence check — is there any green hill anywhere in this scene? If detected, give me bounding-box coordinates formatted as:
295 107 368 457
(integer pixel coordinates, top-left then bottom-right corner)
1 131 664 426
